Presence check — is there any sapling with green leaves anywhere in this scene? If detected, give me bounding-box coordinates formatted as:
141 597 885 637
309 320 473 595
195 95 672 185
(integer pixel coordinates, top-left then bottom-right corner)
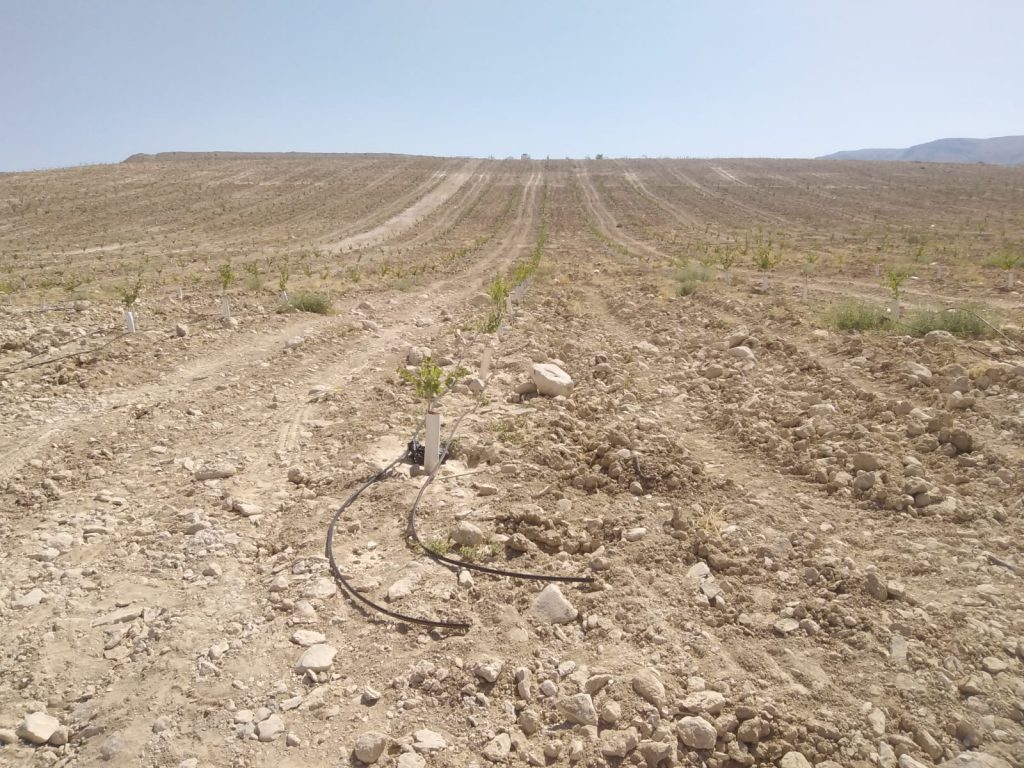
994 246 1021 290
884 265 911 319
486 273 510 309
116 273 143 309
397 357 469 411
117 273 143 333
752 239 782 291
218 261 235 294
277 258 291 300
802 252 819 300
718 246 738 284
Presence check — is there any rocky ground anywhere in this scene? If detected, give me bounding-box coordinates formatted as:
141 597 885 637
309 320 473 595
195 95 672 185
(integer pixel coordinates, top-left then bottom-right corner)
0 156 1022 768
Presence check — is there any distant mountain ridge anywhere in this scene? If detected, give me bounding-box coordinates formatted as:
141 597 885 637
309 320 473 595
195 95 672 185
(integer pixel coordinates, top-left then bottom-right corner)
820 135 1024 165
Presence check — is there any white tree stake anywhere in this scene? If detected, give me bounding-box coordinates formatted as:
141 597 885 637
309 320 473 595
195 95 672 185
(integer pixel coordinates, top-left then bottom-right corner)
124 310 136 333
424 411 441 473
481 346 493 380
221 296 231 320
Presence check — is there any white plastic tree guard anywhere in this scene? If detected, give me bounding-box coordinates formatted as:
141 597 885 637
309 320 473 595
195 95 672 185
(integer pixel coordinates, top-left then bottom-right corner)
424 411 441 473
221 296 231 320
480 346 493 380
124 310 136 333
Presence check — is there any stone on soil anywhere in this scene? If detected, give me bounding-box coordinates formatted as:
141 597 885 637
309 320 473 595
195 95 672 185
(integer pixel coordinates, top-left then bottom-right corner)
296 643 336 673
257 714 284 742
16 712 60 745
676 715 717 749
530 584 577 624
354 730 389 764
532 363 573 397
556 693 598 726
631 669 666 707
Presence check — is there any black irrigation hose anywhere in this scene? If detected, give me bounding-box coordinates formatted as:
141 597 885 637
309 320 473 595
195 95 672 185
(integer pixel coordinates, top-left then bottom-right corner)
324 450 473 631
406 409 594 586
324 303 592 629
889 308 1024 362
324 402 592 630
0 331 129 375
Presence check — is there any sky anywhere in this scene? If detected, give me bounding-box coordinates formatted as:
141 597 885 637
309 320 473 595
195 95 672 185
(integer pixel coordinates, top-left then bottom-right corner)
2 0 1023 171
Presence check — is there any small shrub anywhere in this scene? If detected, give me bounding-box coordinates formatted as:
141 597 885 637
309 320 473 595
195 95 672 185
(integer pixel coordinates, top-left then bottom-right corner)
676 260 710 296
477 309 502 333
903 306 994 338
823 301 890 332
677 280 700 296
677 261 711 283
486 274 510 308
288 293 332 314
423 537 452 556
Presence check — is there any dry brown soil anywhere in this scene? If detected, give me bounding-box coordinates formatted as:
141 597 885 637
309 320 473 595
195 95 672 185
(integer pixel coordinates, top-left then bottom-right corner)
0 155 1022 768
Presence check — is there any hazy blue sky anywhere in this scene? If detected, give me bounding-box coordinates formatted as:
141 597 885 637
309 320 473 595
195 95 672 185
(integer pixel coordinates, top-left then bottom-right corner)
2 1 1023 170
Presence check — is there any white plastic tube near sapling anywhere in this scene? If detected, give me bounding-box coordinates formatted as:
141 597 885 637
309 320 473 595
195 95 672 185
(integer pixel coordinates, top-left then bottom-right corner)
424 411 442 473
480 346 493 380
117 274 143 334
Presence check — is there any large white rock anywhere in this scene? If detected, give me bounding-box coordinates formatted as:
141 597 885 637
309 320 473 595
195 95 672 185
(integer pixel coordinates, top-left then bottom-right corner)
354 730 389 764
530 584 578 624
631 669 666 707
451 521 484 547
939 753 1013 768
407 346 432 366
676 715 717 750
556 693 598 725
412 728 447 752
904 361 933 380
531 363 573 397
727 345 756 362
256 714 284 742
17 712 60 745
483 732 512 762
291 629 326 647
780 752 814 768
296 643 336 673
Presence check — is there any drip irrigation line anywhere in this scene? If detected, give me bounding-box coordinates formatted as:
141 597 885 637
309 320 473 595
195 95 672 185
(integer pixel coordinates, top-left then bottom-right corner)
4 325 115 368
324 282 591 629
324 450 472 631
0 331 129 375
888 308 1024 362
406 408 595 586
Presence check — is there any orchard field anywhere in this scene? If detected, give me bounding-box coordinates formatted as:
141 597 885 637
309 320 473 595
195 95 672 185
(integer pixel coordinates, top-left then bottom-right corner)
0 154 1022 768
